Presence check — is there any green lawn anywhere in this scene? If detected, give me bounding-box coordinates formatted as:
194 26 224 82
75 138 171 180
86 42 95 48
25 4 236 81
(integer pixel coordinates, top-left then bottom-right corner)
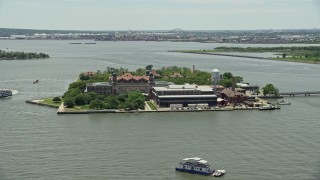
42 98 62 107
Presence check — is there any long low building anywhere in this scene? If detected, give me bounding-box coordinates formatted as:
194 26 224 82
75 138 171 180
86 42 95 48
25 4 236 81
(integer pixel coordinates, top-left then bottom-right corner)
151 84 217 107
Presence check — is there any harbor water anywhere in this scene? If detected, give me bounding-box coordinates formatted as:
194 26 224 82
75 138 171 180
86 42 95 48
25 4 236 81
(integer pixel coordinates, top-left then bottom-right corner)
0 40 320 179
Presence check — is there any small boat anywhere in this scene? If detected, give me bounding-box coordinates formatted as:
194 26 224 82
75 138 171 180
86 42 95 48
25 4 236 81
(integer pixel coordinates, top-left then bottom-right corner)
175 157 225 176
277 100 291 105
0 89 12 98
70 42 82 44
213 169 226 177
259 105 275 110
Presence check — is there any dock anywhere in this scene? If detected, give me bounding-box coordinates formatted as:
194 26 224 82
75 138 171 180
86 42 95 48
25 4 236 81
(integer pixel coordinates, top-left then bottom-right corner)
279 91 320 97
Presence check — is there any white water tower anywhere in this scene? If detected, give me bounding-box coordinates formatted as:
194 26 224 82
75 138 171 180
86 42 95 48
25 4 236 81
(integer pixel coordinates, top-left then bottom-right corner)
212 68 220 94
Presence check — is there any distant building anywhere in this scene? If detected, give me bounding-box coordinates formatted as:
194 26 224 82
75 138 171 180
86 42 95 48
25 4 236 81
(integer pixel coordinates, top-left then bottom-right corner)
151 84 217 107
86 82 112 95
81 71 96 76
220 88 247 105
209 85 225 93
151 70 161 78
86 71 154 95
236 83 259 92
154 81 175 87
111 72 154 95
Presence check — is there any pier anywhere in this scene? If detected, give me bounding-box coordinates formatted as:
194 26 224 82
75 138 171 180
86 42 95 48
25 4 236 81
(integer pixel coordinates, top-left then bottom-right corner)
279 91 320 97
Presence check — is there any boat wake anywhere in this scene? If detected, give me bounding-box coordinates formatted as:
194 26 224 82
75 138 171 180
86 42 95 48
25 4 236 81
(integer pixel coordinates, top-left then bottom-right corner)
11 90 18 95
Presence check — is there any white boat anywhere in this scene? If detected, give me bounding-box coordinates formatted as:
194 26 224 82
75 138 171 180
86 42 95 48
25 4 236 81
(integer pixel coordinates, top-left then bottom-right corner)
259 104 275 110
0 89 12 98
277 100 291 105
213 169 226 177
175 157 225 176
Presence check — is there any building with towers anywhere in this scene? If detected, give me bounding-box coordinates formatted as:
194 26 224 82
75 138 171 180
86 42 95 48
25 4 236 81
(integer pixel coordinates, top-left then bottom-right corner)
86 71 155 95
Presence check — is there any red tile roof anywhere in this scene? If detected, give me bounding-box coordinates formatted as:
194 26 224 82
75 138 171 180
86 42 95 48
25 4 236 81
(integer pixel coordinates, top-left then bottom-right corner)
82 71 95 76
117 75 150 82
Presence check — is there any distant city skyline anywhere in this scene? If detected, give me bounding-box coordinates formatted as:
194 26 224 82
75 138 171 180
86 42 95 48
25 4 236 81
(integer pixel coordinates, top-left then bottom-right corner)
0 0 319 30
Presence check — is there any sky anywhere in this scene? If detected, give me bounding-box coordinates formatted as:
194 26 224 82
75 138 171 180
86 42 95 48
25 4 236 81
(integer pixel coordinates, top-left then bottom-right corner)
0 0 319 30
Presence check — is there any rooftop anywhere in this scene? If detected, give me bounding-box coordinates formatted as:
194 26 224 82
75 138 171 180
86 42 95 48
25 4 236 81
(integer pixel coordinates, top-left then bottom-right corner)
87 82 111 86
153 84 213 92
158 94 217 98
117 75 150 81
222 88 247 97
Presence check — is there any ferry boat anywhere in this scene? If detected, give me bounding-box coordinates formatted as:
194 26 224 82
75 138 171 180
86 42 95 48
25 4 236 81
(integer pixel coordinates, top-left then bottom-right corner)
175 157 225 177
0 89 12 98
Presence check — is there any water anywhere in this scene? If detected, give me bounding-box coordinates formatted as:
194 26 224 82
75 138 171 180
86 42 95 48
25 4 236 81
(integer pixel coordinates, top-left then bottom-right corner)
0 40 320 179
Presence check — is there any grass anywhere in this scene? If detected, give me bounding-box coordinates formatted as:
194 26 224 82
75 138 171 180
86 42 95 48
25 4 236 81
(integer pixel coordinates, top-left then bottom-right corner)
147 101 157 110
73 105 90 110
41 97 62 107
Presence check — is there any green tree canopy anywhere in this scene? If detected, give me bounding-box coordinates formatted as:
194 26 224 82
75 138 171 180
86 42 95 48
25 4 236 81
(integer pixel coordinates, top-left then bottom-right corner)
89 99 104 109
222 72 233 79
68 81 87 92
146 64 153 70
64 97 75 108
262 84 279 96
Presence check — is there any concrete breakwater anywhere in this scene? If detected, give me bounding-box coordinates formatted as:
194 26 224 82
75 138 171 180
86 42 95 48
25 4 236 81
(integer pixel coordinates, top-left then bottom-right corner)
176 51 269 60
26 98 277 115
25 100 60 108
57 108 237 114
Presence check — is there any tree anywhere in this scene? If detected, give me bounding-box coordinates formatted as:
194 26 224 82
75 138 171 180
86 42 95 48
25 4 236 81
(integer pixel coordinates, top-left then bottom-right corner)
64 97 75 108
104 95 120 109
52 97 61 102
282 53 287 58
86 91 99 101
74 94 90 105
127 91 145 109
262 84 279 96
146 64 153 70
68 81 87 92
234 76 243 83
118 93 128 103
79 73 90 81
63 88 82 99
219 79 233 88
222 72 233 79
89 99 104 109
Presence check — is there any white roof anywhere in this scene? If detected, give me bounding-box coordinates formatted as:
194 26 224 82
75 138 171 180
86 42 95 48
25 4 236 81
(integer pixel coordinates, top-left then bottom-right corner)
153 84 213 92
212 68 220 72
87 82 111 86
198 160 209 164
181 157 210 164
183 157 202 161
158 95 216 98
168 84 196 89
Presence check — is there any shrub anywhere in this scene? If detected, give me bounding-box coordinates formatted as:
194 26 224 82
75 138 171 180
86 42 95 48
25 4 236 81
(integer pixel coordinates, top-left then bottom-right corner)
52 97 61 102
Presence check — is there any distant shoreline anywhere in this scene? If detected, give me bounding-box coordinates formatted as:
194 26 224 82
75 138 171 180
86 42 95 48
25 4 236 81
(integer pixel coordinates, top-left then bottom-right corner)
0 49 50 61
171 51 268 60
171 49 320 64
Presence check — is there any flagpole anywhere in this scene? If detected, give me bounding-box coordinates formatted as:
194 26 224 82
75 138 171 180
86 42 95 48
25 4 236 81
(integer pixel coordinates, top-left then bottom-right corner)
37 83 39 98
33 80 40 99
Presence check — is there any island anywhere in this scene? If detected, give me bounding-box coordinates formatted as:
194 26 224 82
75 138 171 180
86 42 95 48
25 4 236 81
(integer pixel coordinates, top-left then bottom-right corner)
26 65 283 114
0 49 50 60
172 46 320 64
